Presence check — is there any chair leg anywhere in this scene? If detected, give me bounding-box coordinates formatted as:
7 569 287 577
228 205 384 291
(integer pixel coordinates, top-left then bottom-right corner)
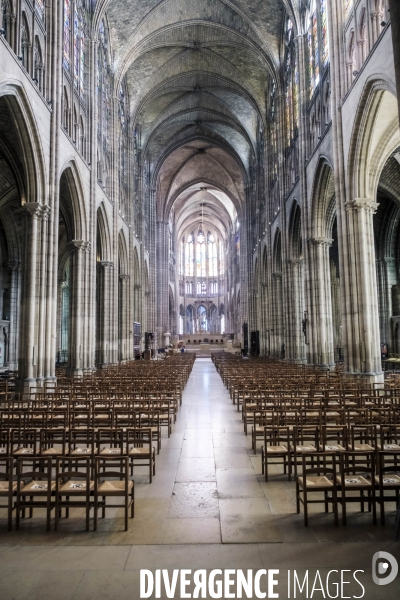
55 495 59 531
8 496 12 531
342 493 347 526
15 498 20 530
303 490 308 526
372 491 377 525
125 495 128 531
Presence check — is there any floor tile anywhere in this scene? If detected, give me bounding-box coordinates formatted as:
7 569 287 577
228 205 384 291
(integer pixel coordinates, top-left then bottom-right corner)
168 482 219 518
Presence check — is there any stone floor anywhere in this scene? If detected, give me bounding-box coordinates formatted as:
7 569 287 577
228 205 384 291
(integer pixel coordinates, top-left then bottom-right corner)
0 358 399 598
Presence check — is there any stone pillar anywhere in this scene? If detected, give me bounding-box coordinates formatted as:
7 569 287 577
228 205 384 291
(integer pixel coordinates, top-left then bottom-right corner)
344 199 382 378
156 220 169 348
67 241 90 377
7 261 20 371
307 237 334 367
16 203 42 393
271 272 283 358
285 259 305 362
96 261 114 367
119 274 130 361
36 205 51 385
388 0 400 124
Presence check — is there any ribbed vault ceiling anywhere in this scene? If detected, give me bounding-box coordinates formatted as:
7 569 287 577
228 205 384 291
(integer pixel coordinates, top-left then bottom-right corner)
95 0 298 233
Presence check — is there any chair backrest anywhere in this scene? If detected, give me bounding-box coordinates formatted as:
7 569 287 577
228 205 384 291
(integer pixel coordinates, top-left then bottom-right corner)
94 456 129 487
0 456 14 485
16 456 53 491
339 451 375 485
56 456 91 485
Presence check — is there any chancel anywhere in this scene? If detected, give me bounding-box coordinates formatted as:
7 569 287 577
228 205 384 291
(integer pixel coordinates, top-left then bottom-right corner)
0 0 400 597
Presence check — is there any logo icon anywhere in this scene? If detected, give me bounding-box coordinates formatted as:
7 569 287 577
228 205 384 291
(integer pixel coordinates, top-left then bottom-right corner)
372 551 398 586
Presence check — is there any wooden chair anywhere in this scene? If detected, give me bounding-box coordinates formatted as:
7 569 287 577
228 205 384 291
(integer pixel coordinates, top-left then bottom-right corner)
94 456 134 531
16 457 56 531
11 429 40 457
97 428 124 458
55 457 94 531
296 452 339 526
125 427 155 483
40 428 67 458
0 456 16 530
0 428 10 457
251 409 276 454
291 425 320 477
375 451 400 524
261 426 291 481
337 451 377 525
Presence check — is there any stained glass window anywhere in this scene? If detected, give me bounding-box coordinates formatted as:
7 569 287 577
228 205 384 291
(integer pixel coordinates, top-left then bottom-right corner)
294 57 299 127
308 1 329 99
208 232 217 277
185 233 194 276
180 240 184 275
345 0 353 17
36 0 45 18
196 231 206 277
80 8 86 96
74 3 79 87
97 20 111 149
307 17 313 97
219 239 225 274
313 12 320 89
63 0 71 70
320 0 329 67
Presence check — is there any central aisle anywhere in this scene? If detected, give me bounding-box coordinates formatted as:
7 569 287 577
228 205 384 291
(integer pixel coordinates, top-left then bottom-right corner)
155 356 282 544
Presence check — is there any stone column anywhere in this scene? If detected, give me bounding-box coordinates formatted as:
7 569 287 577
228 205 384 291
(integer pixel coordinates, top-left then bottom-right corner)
36 205 51 385
344 199 382 378
119 274 130 361
307 237 334 367
16 203 42 393
67 240 90 377
285 259 305 362
388 0 400 124
96 261 114 367
271 272 283 358
7 261 20 371
156 220 169 348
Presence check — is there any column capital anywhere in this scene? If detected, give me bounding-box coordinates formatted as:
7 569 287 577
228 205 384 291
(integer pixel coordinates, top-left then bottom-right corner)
308 236 333 247
134 283 142 290
100 260 114 269
119 274 130 281
24 202 51 220
272 272 282 279
286 258 303 265
345 198 379 214
70 240 91 253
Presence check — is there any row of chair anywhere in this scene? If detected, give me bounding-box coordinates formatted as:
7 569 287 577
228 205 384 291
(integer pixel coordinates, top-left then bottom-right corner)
0 456 134 532
0 426 156 479
295 450 400 526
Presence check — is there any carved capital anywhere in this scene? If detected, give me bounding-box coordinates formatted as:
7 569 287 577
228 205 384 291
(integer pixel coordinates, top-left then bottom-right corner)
24 202 42 219
134 284 142 290
345 198 379 214
119 274 130 281
100 260 114 269
309 236 333 247
70 240 91 253
40 205 51 221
